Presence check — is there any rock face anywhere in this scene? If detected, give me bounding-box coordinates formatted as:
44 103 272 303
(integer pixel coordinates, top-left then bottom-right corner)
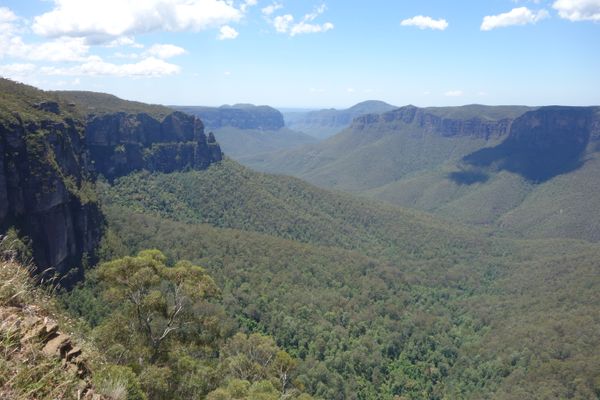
0 112 104 284
86 111 222 180
352 105 512 140
462 106 598 182
0 80 223 284
174 104 285 131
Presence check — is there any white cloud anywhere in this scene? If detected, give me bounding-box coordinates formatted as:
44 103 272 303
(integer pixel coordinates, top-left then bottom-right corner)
113 51 141 59
262 2 283 16
146 43 186 58
0 35 91 62
240 0 257 13
304 4 327 21
0 63 38 84
291 21 334 35
273 14 294 33
481 7 549 30
0 5 185 80
0 63 36 77
41 56 180 77
553 0 600 21
218 25 239 39
444 90 464 97
400 15 449 30
346 88 355 93
32 37 90 62
104 36 144 48
0 7 18 33
1 7 91 63
270 4 334 36
32 0 243 43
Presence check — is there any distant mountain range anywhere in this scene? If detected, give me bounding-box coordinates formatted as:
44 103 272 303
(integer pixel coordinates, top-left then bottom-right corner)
244 104 600 242
283 100 398 139
173 104 285 131
172 104 317 159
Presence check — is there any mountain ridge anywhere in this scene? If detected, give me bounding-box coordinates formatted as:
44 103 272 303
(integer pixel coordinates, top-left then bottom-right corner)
283 100 398 139
243 103 600 241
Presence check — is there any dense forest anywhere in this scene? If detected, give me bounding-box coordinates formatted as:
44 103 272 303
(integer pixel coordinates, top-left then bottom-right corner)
58 160 599 399
1 78 599 399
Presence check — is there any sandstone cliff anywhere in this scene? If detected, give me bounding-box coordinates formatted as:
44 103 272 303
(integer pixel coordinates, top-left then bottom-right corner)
85 110 222 180
0 97 104 284
0 79 222 283
352 105 513 140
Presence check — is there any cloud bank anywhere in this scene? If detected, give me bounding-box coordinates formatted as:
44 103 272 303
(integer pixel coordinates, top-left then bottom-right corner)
32 0 243 43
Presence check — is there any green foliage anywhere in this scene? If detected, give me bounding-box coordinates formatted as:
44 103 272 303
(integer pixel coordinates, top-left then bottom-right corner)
55 90 172 120
0 228 33 265
98 160 600 399
0 78 81 124
95 250 220 363
213 126 316 161
99 159 486 265
94 365 146 400
84 249 310 399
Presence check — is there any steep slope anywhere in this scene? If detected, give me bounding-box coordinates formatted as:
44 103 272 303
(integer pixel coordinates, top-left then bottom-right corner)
368 106 600 240
0 79 222 282
0 258 112 400
99 160 600 400
101 159 485 263
283 100 398 139
0 79 104 283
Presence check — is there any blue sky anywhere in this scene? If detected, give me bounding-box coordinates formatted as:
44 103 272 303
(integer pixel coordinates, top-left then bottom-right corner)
0 0 599 108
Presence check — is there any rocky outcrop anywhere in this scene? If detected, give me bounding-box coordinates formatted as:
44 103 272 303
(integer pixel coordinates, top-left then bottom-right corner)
0 303 104 399
352 105 512 140
0 111 104 284
85 111 222 180
174 104 285 130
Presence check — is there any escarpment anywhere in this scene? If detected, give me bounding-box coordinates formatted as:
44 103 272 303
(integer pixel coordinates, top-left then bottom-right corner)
462 106 598 181
0 111 104 284
352 105 513 139
0 79 222 283
85 110 222 180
